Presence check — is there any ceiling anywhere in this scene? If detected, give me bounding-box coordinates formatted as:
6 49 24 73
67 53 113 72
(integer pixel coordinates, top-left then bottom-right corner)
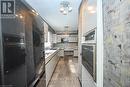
25 0 82 32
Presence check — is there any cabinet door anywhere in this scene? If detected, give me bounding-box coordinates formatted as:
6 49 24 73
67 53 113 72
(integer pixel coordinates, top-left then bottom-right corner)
69 35 78 42
46 57 55 86
52 34 57 43
59 50 64 57
46 52 59 86
57 35 61 43
74 50 78 57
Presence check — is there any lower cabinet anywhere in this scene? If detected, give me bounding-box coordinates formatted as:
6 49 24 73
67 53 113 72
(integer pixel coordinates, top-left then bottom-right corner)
74 49 78 57
59 49 64 57
46 51 60 86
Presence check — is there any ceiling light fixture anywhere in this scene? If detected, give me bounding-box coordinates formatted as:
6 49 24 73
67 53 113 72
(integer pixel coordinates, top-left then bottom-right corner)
60 1 72 15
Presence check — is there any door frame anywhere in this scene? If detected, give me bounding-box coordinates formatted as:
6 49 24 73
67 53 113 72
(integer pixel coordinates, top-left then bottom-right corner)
97 0 104 87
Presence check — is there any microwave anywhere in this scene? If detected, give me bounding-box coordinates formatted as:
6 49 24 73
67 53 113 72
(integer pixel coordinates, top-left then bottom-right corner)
83 28 96 43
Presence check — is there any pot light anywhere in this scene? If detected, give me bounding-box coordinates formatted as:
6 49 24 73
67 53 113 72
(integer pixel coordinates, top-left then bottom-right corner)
90 10 96 13
15 14 18 17
36 12 39 16
19 15 23 19
87 6 94 11
32 10 35 13
15 14 24 19
32 9 39 16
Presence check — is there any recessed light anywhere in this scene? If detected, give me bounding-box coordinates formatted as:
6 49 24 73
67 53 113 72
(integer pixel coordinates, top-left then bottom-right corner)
90 10 96 13
36 12 39 16
87 6 94 11
19 14 23 19
15 14 18 17
32 10 35 13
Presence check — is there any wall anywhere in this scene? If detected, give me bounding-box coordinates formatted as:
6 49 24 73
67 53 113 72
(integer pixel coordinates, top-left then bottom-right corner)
103 0 130 87
78 0 97 87
81 0 97 42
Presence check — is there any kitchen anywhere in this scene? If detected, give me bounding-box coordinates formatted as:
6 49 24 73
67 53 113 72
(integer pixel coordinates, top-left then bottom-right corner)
0 0 80 87
0 0 130 87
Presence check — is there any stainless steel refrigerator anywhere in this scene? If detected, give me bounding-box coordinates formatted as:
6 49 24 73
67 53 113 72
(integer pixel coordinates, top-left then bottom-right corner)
0 0 46 87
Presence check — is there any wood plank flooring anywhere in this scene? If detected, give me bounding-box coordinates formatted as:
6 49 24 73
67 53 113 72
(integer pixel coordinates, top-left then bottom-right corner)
48 56 81 87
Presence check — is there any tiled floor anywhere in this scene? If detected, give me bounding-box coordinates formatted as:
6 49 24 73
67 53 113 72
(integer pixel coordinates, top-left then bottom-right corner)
48 56 81 87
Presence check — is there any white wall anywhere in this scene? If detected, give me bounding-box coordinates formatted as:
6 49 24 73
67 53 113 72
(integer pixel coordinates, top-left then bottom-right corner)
78 0 97 87
82 9 97 36
81 0 97 42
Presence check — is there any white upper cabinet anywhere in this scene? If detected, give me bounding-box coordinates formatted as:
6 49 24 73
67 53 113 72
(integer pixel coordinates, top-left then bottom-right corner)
57 35 61 43
52 34 57 43
56 34 78 43
68 35 78 42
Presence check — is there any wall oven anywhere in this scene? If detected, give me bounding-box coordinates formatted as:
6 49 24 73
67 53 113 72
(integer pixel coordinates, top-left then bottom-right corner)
2 33 26 87
82 28 96 82
82 43 96 82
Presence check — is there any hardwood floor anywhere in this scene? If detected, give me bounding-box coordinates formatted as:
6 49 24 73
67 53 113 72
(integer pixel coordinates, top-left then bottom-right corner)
48 56 81 87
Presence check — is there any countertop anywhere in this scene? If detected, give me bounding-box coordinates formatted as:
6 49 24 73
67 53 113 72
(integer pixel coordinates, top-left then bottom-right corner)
45 49 59 64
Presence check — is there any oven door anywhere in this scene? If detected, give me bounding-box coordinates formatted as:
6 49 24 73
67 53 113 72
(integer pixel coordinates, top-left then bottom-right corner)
82 43 96 82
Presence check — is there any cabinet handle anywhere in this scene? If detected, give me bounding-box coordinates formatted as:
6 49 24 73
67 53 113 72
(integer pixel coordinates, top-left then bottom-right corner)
80 53 82 56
